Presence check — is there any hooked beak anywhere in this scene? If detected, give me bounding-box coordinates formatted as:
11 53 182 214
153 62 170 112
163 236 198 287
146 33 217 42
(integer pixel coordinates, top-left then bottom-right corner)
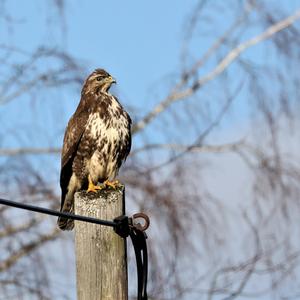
109 76 116 84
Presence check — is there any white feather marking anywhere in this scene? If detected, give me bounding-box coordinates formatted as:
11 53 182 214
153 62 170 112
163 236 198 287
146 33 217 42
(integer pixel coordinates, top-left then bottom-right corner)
87 97 129 182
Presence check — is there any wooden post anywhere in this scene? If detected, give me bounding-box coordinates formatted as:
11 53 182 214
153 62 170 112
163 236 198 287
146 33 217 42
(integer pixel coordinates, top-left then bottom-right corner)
74 186 128 300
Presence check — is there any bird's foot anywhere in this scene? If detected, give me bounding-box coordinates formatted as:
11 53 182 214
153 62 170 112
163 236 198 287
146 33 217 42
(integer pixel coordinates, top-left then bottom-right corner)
87 176 104 193
103 179 120 189
87 183 104 193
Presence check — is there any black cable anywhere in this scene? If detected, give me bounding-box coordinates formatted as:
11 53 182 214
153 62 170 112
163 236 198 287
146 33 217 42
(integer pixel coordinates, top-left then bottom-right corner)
141 232 148 299
130 229 148 300
0 197 149 300
0 198 116 227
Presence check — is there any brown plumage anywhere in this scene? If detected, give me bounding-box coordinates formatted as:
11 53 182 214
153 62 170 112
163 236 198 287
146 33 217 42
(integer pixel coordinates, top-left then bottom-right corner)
57 69 131 230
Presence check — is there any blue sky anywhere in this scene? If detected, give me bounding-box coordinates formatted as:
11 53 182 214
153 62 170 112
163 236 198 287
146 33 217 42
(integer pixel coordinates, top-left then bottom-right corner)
1 2 300 299
1 0 299 193
2 0 299 150
0 0 202 155
3 0 195 109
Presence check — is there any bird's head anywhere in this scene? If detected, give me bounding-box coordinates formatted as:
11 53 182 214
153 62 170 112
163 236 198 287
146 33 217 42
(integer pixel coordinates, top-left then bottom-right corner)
82 69 116 95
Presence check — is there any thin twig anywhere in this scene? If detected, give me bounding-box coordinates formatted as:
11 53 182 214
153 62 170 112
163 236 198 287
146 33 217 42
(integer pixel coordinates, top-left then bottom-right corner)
133 9 300 134
0 147 61 156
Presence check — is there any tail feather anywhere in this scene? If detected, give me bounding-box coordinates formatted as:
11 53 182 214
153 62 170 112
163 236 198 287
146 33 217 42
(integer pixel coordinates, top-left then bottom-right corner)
57 209 74 230
57 192 75 231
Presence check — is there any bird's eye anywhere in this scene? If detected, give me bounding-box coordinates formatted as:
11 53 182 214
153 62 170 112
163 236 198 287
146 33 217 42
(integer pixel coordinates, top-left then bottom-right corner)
96 76 104 81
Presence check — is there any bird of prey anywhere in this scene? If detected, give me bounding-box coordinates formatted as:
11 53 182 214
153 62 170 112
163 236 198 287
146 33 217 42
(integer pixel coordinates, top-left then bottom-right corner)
57 69 131 230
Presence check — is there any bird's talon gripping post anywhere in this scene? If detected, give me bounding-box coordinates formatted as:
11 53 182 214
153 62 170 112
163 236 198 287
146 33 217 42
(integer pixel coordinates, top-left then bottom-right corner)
87 185 103 193
104 179 120 189
87 175 104 193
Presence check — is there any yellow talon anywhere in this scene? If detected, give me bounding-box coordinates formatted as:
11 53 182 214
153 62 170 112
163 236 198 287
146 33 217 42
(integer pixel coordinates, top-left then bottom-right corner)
104 179 120 189
87 175 104 193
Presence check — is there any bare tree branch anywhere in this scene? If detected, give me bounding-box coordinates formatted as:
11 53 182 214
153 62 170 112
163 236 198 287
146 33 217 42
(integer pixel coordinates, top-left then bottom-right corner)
0 147 61 156
1 2 300 299
0 218 40 238
131 140 245 156
133 9 300 134
187 1 255 77
0 228 60 272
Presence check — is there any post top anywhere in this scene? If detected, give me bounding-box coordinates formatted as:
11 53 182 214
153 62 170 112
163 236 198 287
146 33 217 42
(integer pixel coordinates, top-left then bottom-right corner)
74 185 125 208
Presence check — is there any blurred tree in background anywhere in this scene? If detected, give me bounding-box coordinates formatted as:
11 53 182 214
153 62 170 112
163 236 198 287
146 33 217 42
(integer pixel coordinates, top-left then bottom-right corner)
0 1 300 299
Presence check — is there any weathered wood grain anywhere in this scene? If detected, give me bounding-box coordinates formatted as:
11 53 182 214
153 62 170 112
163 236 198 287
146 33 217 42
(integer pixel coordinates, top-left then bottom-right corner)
74 186 127 300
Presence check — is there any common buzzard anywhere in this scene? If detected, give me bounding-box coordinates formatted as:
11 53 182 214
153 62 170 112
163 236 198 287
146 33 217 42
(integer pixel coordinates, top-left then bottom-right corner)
57 69 131 230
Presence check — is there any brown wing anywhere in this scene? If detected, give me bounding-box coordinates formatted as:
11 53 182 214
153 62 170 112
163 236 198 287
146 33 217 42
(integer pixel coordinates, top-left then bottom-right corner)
123 112 132 160
60 107 89 208
110 95 132 166
61 111 88 169
117 111 132 169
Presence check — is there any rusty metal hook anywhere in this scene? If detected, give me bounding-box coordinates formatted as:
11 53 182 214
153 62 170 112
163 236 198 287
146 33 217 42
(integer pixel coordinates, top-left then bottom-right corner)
131 213 150 232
